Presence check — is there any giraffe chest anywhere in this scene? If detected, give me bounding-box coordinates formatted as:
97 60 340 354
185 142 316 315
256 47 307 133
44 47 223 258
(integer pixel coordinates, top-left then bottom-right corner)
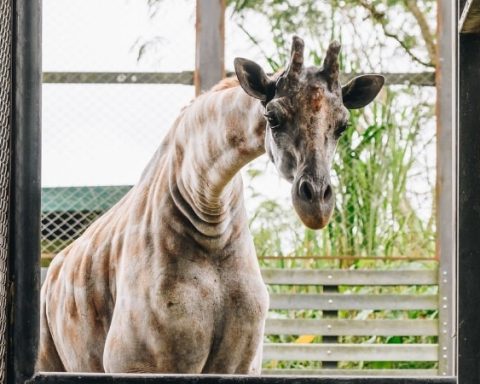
203 270 270 373
151 262 269 336
105 261 269 373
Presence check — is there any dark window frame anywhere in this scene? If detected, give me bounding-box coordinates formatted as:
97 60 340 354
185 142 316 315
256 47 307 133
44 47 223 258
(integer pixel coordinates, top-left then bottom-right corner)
9 0 478 383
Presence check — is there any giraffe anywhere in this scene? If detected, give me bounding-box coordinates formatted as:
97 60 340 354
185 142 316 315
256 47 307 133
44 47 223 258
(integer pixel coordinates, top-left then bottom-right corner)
37 36 384 374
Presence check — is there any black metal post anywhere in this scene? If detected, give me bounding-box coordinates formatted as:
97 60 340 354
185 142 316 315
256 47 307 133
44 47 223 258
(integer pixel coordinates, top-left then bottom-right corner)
28 373 456 384
457 31 480 384
8 1 42 383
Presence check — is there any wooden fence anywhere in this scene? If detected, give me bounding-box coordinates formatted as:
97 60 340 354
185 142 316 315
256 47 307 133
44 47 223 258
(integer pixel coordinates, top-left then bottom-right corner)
260 267 440 376
41 265 441 376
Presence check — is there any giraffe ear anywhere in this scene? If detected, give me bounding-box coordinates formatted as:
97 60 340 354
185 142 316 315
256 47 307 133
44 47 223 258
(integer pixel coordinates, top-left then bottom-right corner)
234 58 274 101
342 74 384 109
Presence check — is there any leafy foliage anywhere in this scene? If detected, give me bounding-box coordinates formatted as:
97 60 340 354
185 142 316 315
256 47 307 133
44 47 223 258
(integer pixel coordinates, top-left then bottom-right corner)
227 0 437 70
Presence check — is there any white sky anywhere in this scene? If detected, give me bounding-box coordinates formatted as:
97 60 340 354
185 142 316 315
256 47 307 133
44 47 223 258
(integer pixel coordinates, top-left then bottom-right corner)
43 0 193 72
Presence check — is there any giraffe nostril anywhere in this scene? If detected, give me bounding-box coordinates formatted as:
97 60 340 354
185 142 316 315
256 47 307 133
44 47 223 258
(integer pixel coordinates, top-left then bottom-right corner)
299 181 314 201
323 185 332 201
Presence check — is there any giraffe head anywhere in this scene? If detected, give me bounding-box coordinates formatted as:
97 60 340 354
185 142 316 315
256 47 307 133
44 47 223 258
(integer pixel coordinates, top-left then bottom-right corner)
234 36 384 230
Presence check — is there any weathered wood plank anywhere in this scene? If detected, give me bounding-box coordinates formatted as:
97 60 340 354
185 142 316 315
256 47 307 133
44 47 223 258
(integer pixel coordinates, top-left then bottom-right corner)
262 368 438 376
263 343 438 362
460 0 480 33
265 319 438 336
436 0 457 377
458 30 480 384
261 269 438 285
269 294 438 310
195 0 225 94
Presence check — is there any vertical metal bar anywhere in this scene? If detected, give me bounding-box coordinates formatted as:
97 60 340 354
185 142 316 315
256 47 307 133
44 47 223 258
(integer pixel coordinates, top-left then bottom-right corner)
8 0 42 383
457 2 480 383
195 0 225 95
436 0 457 377
322 285 338 369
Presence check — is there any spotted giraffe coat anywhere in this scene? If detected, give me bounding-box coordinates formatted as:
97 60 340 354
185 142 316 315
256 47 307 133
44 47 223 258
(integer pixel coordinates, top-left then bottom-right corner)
37 78 270 374
37 36 384 374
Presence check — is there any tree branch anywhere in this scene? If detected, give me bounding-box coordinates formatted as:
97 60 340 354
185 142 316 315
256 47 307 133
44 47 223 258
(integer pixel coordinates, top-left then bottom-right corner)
356 0 435 68
235 18 282 71
382 30 434 68
403 0 437 67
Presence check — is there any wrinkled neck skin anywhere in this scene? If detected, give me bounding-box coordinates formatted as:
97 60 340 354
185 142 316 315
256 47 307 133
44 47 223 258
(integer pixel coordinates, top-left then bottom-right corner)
141 85 266 241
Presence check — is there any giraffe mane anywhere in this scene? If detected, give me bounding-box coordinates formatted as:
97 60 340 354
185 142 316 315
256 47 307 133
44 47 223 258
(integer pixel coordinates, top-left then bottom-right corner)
210 77 240 92
209 69 285 94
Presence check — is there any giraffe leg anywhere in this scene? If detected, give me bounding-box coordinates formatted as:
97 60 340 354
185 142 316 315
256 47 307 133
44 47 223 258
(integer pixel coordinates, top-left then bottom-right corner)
248 339 263 374
36 289 65 372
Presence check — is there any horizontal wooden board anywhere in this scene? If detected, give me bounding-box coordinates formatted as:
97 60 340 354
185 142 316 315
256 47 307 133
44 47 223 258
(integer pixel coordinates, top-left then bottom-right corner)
263 343 438 362
269 294 438 310
261 269 438 286
265 319 438 336
262 368 438 376
41 267 439 288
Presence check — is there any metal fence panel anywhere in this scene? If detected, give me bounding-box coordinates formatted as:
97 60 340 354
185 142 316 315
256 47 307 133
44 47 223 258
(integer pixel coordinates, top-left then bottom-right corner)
0 0 12 382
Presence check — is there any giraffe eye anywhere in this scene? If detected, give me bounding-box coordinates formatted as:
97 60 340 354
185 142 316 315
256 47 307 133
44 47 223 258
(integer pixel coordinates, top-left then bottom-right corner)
264 112 280 129
335 122 351 138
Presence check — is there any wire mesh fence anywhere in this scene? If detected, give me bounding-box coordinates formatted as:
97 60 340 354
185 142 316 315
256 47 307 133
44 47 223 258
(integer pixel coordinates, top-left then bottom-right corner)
0 0 12 380
41 0 196 258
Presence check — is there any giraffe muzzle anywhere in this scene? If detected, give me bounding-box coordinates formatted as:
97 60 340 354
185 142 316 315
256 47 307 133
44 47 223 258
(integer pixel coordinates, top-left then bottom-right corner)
292 176 335 230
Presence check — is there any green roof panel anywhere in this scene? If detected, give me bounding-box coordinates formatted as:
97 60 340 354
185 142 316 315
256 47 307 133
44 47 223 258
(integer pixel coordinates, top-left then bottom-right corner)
41 185 133 213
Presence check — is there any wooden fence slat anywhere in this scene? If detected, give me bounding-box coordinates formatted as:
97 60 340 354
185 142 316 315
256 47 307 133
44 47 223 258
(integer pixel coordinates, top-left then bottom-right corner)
261 269 438 285
265 319 438 336
262 369 439 376
262 343 438 362
269 293 438 310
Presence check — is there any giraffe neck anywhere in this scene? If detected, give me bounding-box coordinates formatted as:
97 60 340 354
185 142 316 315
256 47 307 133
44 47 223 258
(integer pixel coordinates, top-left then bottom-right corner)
151 84 266 239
